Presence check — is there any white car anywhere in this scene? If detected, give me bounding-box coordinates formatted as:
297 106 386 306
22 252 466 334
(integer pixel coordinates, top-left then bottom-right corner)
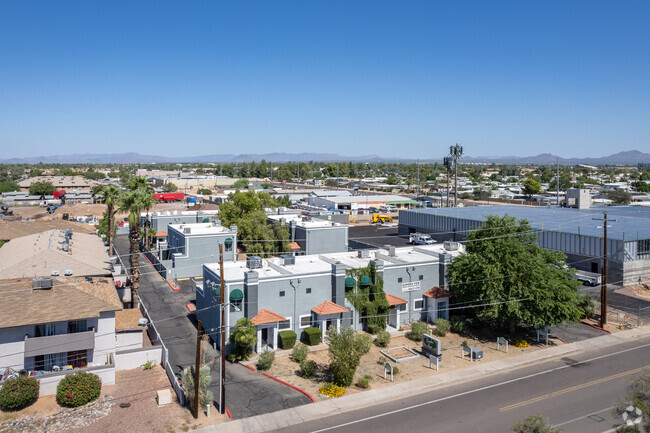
64 270 73 276
51 270 60 276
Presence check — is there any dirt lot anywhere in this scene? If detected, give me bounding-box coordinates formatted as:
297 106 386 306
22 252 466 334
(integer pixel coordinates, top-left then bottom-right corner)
263 326 563 400
0 366 226 433
12 202 192 221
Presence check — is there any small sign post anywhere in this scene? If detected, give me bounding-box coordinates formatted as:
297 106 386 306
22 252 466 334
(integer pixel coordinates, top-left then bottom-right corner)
497 337 508 353
383 362 394 382
461 345 473 362
429 354 439 371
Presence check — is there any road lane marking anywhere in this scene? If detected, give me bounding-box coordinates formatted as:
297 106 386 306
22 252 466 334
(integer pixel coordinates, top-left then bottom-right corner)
553 406 613 428
309 342 650 433
499 365 649 412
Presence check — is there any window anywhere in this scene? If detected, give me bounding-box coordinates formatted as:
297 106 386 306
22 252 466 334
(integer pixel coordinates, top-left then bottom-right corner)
396 303 406 312
34 352 66 371
419 275 424 280
35 323 56 337
299 315 311 328
279 291 285 297
414 299 424 310
68 320 87 334
306 288 312 294
279 318 291 330
397 277 403 283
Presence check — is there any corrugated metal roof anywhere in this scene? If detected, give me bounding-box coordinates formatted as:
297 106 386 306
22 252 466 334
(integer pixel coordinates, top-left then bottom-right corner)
401 205 650 240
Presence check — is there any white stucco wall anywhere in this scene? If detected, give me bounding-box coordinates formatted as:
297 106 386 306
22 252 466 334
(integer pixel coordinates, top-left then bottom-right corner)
114 346 162 371
0 326 27 370
93 312 116 366
116 330 143 351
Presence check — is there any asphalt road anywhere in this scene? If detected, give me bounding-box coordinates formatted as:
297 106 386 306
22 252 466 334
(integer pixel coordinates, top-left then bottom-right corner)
277 335 650 433
114 235 312 418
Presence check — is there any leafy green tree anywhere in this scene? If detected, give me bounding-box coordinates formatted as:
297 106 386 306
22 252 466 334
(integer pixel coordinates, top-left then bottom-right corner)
0 181 20 193
631 181 650 193
181 365 214 412
83 169 106 180
162 182 179 192
512 415 562 433
447 215 582 334
232 178 249 189
608 190 632 205
522 178 542 196
29 181 55 197
327 327 372 387
29 169 43 177
386 174 399 185
229 318 257 361
325 179 338 187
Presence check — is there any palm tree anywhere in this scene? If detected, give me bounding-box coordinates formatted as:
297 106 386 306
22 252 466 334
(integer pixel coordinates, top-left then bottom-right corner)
181 365 214 412
450 144 463 207
118 185 156 309
100 185 123 256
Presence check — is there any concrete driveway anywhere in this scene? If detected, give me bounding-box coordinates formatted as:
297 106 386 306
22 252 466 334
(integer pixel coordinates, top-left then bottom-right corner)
114 235 312 419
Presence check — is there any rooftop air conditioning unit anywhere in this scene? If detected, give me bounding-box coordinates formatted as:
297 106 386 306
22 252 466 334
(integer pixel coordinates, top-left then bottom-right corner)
32 277 53 290
280 254 295 266
385 245 396 257
183 227 191 234
62 241 69 252
247 256 263 270
444 241 459 251
358 249 370 259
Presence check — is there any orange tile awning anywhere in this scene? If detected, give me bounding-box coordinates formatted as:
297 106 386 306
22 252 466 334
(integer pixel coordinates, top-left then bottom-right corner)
155 231 168 237
423 287 452 299
312 300 348 315
251 309 286 325
385 293 408 306
288 242 301 250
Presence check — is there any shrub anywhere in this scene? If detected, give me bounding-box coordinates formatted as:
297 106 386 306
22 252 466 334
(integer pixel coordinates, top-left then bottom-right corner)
366 323 382 335
433 318 451 337
377 356 387 365
450 315 467 334
303 327 322 346
278 330 297 349
292 344 310 363
512 415 561 433
181 365 213 412
257 350 275 371
56 372 101 408
229 318 257 361
375 330 391 347
392 366 400 375
513 338 530 348
356 375 372 389
0 376 39 410
141 360 156 370
408 322 428 342
300 360 317 379
320 382 346 398
578 293 596 319
327 327 373 387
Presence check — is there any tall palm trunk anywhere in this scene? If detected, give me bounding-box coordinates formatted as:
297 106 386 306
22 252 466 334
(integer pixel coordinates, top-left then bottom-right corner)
107 203 115 256
129 220 141 309
454 162 458 207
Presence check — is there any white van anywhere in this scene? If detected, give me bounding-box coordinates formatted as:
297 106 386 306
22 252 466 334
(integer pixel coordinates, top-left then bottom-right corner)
380 205 397 212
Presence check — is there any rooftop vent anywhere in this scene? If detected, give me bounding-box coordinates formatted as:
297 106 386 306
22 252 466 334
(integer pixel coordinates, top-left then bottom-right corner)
443 241 459 251
385 245 396 257
33 277 53 290
279 254 295 266
247 256 263 270
358 249 370 259
183 227 191 235
62 241 69 252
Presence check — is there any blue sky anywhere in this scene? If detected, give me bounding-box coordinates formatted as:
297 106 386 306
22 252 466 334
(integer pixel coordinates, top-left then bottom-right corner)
1 1 649 159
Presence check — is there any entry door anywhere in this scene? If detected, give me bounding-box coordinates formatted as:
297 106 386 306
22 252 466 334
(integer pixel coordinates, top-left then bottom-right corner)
326 319 334 330
261 328 269 347
437 301 449 320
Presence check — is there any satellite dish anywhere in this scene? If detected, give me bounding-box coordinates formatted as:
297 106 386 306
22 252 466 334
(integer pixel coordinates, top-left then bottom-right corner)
138 318 149 326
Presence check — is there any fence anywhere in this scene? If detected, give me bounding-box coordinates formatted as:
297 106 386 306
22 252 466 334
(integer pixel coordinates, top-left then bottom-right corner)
595 301 650 328
139 297 186 406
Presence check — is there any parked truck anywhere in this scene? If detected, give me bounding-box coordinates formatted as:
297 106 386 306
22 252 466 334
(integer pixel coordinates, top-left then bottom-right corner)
153 192 185 203
409 233 434 245
574 270 602 286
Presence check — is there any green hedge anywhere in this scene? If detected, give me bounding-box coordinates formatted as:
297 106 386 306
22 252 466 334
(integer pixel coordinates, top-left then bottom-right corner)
302 327 322 346
0 376 39 410
278 330 297 349
56 371 101 408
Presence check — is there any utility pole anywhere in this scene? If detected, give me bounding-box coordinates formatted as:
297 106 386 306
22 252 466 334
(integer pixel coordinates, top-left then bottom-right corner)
443 156 452 208
219 243 226 415
594 213 615 327
556 158 560 206
193 319 202 419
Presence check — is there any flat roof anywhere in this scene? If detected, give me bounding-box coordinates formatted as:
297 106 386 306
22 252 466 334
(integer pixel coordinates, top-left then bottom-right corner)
266 214 347 229
168 222 235 236
320 194 411 204
401 205 650 240
204 243 463 282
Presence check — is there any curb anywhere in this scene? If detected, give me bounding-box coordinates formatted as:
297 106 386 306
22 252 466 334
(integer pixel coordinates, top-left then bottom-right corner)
582 321 612 334
260 372 316 403
166 278 181 292
243 364 256 372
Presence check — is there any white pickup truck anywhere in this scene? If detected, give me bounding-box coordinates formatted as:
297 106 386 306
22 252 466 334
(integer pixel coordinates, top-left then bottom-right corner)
409 233 434 245
574 270 602 286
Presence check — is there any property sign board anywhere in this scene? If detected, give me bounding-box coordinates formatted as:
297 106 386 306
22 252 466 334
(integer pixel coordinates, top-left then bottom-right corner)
422 334 441 357
401 281 421 292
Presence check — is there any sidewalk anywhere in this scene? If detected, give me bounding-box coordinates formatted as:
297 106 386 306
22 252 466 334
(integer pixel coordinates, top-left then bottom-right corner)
193 325 650 433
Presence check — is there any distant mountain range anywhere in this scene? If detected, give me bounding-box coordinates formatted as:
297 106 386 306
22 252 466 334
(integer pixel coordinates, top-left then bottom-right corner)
1 150 649 165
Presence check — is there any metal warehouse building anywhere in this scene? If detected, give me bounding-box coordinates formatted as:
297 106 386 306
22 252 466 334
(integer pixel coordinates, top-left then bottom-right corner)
398 205 650 286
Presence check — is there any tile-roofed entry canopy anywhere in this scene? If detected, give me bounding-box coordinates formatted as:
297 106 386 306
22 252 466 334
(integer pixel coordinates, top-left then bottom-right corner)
385 293 408 306
312 300 349 315
423 287 452 299
251 309 286 325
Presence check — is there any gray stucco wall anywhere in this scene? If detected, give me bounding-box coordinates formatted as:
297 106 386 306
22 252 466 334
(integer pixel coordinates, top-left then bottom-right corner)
166 227 237 279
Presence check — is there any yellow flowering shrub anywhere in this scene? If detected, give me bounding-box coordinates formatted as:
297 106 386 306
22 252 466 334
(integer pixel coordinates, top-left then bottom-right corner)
513 339 530 348
320 382 346 398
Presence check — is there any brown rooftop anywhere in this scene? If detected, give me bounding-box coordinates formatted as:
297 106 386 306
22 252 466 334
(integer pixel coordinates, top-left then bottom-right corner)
251 309 286 325
0 220 96 241
0 277 122 329
115 309 144 331
312 301 348 315
385 293 408 306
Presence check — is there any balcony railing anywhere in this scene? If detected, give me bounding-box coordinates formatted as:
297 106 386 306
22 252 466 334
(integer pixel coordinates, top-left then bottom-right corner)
24 330 95 357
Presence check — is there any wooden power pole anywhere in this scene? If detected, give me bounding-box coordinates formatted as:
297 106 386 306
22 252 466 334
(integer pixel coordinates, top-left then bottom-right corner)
594 212 614 327
193 319 202 419
219 243 226 415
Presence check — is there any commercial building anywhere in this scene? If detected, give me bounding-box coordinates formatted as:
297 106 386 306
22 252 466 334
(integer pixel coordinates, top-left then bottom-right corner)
307 194 417 211
17 176 102 191
156 221 238 279
196 243 462 353
267 214 349 255
144 209 220 235
398 205 650 285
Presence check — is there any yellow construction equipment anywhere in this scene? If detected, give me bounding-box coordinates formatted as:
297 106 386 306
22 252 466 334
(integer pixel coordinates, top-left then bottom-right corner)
372 214 392 224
